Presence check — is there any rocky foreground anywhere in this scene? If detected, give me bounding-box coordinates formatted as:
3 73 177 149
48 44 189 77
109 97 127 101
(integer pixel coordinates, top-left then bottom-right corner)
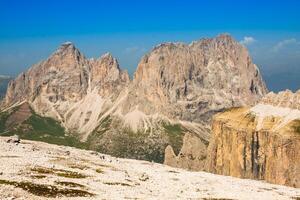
0 137 299 200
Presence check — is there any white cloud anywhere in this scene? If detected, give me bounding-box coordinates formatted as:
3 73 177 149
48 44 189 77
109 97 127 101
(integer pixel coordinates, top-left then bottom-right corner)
240 36 256 46
272 38 298 52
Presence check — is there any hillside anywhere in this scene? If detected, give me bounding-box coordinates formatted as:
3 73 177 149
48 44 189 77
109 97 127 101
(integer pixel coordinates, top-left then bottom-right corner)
0 137 299 200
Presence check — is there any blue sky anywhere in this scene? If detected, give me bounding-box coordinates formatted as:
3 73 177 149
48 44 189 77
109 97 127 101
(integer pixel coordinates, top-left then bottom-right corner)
0 0 300 91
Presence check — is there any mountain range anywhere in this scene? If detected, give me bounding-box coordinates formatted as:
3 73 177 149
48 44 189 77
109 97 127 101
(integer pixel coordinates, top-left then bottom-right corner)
0 34 267 169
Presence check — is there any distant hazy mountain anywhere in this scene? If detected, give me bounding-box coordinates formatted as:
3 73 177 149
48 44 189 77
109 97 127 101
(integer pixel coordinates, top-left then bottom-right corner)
264 71 300 92
0 75 11 99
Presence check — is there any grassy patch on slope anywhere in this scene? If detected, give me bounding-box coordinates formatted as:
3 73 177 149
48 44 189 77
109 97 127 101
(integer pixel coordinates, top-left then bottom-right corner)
0 179 94 198
162 122 185 155
0 111 10 132
293 120 300 135
0 109 86 149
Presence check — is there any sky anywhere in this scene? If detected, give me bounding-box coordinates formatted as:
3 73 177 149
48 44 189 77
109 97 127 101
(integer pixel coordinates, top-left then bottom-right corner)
0 0 300 92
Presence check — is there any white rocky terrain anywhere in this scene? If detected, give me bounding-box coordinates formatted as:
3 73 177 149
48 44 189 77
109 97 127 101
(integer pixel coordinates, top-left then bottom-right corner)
0 136 299 200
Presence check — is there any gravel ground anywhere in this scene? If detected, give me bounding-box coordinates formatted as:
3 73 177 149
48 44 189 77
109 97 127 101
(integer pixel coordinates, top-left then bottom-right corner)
0 136 299 200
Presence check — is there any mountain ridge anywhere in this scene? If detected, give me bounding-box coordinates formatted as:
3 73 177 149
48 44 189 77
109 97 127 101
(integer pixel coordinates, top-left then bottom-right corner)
0 34 268 169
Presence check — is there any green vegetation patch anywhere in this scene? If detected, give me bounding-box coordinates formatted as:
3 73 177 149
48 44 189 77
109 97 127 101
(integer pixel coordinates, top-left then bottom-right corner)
103 182 132 187
0 109 87 149
293 120 300 135
86 115 112 145
167 170 179 174
162 122 185 155
95 126 165 163
55 181 85 188
0 111 10 132
30 175 47 179
68 163 89 170
245 112 256 123
95 168 104 173
0 179 94 198
31 167 88 179
223 107 242 113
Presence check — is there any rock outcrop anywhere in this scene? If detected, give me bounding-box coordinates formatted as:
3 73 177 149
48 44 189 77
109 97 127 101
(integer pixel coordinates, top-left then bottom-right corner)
207 90 300 188
0 34 268 168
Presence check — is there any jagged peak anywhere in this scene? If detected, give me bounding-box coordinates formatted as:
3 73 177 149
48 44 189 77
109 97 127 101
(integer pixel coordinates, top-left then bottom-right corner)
58 41 75 50
52 41 80 56
42 41 86 66
151 34 238 53
152 42 187 51
97 52 117 64
216 33 234 40
62 41 73 46
91 52 122 72
190 34 238 48
100 52 114 59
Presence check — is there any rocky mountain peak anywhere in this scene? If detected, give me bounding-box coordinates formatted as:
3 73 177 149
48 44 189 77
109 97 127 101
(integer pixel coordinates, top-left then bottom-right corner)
95 52 119 70
216 33 236 42
131 34 267 122
100 52 113 59
54 42 79 56
189 33 236 48
59 41 75 49
89 52 129 90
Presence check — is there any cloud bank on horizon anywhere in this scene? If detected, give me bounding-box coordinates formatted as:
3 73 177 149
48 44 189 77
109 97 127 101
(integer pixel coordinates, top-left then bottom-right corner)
0 0 299 92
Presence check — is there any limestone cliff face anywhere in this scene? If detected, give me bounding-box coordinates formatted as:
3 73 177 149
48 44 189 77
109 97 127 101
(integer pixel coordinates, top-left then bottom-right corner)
130 34 267 122
207 90 300 188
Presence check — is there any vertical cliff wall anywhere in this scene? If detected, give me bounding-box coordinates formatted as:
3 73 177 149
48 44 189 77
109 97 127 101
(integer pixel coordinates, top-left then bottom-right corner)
207 91 300 187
